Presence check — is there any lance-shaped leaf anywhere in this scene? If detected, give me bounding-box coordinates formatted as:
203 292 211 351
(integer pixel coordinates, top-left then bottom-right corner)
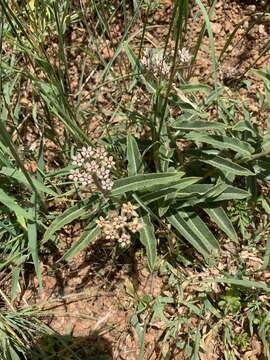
167 213 210 259
127 135 143 176
139 214 157 272
111 172 184 196
204 205 238 243
170 119 227 131
185 133 254 156
200 155 254 176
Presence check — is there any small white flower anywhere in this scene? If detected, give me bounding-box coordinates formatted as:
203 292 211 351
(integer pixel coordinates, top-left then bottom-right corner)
72 153 84 166
121 202 138 218
118 232 131 248
104 156 115 169
97 166 110 180
81 146 94 158
101 178 114 191
85 160 99 173
95 147 107 160
179 47 191 63
69 169 81 181
128 217 142 233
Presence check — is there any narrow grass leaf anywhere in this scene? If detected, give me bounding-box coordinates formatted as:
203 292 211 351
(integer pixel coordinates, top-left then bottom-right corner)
0 167 58 197
0 189 30 220
60 226 100 261
28 194 42 287
208 277 270 293
42 201 94 243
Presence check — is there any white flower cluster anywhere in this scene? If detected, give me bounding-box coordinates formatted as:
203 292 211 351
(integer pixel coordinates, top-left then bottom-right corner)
68 146 115 192
178 47 191 63
141 48 170 76
141 47 191 77
96 202 142 248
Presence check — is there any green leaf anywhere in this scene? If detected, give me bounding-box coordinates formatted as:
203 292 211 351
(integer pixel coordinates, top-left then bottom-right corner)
139 214 157 272
200 155 255 176
0 189 30 220
178 210 220 252
167 213 210 259
60 226 100 261
170 119 227 131
178 184 250 201
139 177 202 205
185 133 255 156
0 167 58 197
28 194 42 287
42 200 95 243
127 135 143 176
111 172 185 196
204 205 238 243
208 277 270 293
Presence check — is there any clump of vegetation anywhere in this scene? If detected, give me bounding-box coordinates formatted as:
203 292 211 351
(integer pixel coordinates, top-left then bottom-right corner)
1 0 270 358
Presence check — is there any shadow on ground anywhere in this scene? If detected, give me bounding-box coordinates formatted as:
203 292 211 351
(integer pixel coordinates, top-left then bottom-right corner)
28 333 113 360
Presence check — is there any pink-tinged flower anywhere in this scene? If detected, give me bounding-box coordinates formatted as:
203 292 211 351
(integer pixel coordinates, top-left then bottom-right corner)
81 146 95 158
118 232 131 248
81 173 93 186
72 153 84 166
104 156 115 169
96 216 107 228
69 169 81 181
94 147 108 160
85 160 99 173
121 202 138 218
112 215 127 230
97 166 110 180
101 179 114 191
69 145 114 193
128 218 142 233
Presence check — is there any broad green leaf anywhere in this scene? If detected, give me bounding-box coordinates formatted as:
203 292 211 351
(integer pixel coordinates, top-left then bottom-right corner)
170 119 227 131
167 213 210 259
42 200 95 243
204 205 238 243
111 172 184 196
60 226 100 261
178 210 220 252
138 177 201 204
127 135 143 176
178 184 250 201
185 133 254 156
0 189 30 220
200 155 255 176
176 182 229 208
0 167 58 197
139 214 157 272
